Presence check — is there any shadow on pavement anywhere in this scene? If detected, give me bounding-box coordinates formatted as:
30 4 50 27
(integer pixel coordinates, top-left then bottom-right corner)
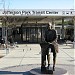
0 67 67 75
30 67 67 75
0 71 33 75
0 64 74 75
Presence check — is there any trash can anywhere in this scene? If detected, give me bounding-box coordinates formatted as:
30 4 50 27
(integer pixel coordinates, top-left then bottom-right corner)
1 38 5 44
58 35 60 40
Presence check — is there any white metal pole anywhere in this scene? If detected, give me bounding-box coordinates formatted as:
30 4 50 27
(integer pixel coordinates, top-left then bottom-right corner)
74 17 75 48
2 0 8 53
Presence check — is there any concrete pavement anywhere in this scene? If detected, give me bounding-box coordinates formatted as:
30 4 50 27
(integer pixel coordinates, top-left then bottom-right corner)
0 43 75 75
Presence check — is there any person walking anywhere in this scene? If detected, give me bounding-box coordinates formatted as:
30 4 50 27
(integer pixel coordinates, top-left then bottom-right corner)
8 36 14 46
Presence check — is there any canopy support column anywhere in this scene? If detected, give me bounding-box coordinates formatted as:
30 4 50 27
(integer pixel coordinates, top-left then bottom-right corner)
52 19 55 29
62 18 65 39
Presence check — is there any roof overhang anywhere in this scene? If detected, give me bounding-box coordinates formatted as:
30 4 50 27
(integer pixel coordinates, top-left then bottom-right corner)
0 9 75 17
0 9 75 27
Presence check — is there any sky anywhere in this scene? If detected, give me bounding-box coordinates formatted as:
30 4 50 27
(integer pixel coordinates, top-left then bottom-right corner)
0 0 74 9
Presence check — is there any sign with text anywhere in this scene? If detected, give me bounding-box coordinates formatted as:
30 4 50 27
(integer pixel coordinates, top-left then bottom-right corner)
0 9 75 16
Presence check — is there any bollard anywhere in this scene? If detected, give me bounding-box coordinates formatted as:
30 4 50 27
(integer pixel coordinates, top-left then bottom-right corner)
23 49 24 52
6 48 9 54
30 48 31 50
73 41 75 48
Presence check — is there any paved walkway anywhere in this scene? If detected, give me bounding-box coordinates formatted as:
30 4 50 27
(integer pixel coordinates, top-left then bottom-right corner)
0 44 75 75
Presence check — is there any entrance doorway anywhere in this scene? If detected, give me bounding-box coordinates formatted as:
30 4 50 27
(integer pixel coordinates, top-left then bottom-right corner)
21 23 48 43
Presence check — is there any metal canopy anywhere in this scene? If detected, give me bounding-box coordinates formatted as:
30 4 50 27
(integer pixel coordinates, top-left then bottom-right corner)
0 9 74 48
0 16 74 26
0 9 74 26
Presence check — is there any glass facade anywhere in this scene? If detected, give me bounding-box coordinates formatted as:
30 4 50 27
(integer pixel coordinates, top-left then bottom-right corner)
21 23 48 43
